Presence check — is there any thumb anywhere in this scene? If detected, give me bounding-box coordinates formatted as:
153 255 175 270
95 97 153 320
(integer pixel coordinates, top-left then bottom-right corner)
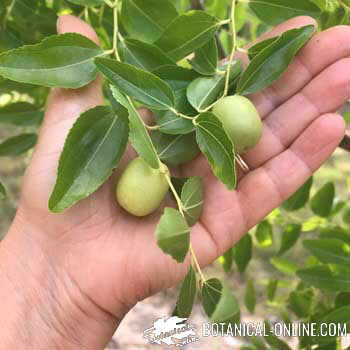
21 15 104 211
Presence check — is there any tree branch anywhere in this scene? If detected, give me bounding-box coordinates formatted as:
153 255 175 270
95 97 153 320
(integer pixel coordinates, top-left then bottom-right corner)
340 134 350 152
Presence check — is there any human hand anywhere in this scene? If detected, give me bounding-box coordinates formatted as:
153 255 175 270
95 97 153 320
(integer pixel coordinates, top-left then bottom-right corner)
1 14 348 350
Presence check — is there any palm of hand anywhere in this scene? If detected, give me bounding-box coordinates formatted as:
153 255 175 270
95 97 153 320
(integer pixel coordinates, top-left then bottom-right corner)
13 15 348 322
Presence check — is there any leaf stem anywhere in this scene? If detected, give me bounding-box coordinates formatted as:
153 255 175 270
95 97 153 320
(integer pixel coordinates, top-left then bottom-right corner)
170 108 195 120
103 0 115 7
223 0 238 97
112 0 121 60
166 175 206 283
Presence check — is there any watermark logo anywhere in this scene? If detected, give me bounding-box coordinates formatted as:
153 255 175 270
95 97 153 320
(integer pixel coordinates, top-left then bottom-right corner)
143 316 199 347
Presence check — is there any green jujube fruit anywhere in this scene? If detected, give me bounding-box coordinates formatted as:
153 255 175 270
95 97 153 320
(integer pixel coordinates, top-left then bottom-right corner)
116 157 169 217
212 95 263 154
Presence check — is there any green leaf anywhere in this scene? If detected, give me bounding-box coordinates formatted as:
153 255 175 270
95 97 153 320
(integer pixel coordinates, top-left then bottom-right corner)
344 207 350 225
0 133 37 156
310 182 335 217
156 207 190 263
255 220 273 247
237 25 315 95
187 60 241 112
202 278 240 325
249 0 321 26
0 33 104 88
0 27 23 52
248 37 277 60
266 279 278 302
155 11 219 61
190 38 218 76
95 58 175 110
66 0 104 5
151 131 199 166
195 112 236 190
282 177 313 211
288 289 314 318
319 226 350 245
297 265 350 292
181 176 203 226
270 257 298 276
0 180 6 199
263 320 292 350
173 266 197 317
335 292 350 308
121 0 178 43
49 106 128 213
244 280 256 314
278 223 301 255
111 87 159 169
303 238 350 266
152 65 199 90
219 247 234 273
233 234 252 273
0 102 43 126
153 65 199 134
120 38 174 72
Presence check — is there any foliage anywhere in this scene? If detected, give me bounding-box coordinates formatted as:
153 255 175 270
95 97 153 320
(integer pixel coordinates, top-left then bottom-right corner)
0 0 349 348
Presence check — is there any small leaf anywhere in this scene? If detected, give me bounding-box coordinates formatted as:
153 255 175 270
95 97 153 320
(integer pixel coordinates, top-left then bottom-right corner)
344 207 350 225
121 0 178 43
151 131 199 166
202 278 240 325
111 87 159 169
0 180 6 200
156 207 190 263
0 33 104 88
187 60 241 111
195 112 236 190
244 280 256 314
49 106 128 213
173 266 197 317
233 234 253 273
270 256 298 276
181 176 203 226
155 11 219 61
310 182 335 217
266 279 278 302
319 226 350 245
0 133 37 156
282 177 313 211
255 220 273 247
0 102 43 126
95 58 175 110
219 247 234 273
288 289 313 318
249 0 321 26
237 25 315 95
152 65 200 90
297 265 350 292
120 38 174 72
278 223 301 255
303 238 350 266
190 38 218 76
263 320 292 350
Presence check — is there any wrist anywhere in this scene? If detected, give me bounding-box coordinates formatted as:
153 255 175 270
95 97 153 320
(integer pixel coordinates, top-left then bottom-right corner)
0 217 126 350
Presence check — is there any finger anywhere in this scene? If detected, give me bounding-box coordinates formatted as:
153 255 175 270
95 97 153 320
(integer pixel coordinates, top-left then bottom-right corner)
244 57 350 169
200 114 345 256
22 15 103 208
238 114 345 230
250 25 350 118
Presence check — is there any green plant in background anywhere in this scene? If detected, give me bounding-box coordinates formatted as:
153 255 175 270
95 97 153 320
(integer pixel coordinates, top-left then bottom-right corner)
0 0 350 349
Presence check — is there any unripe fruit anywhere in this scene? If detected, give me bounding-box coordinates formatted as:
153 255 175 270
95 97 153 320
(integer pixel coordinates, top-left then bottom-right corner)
212 95 262 154
116 157 169 217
